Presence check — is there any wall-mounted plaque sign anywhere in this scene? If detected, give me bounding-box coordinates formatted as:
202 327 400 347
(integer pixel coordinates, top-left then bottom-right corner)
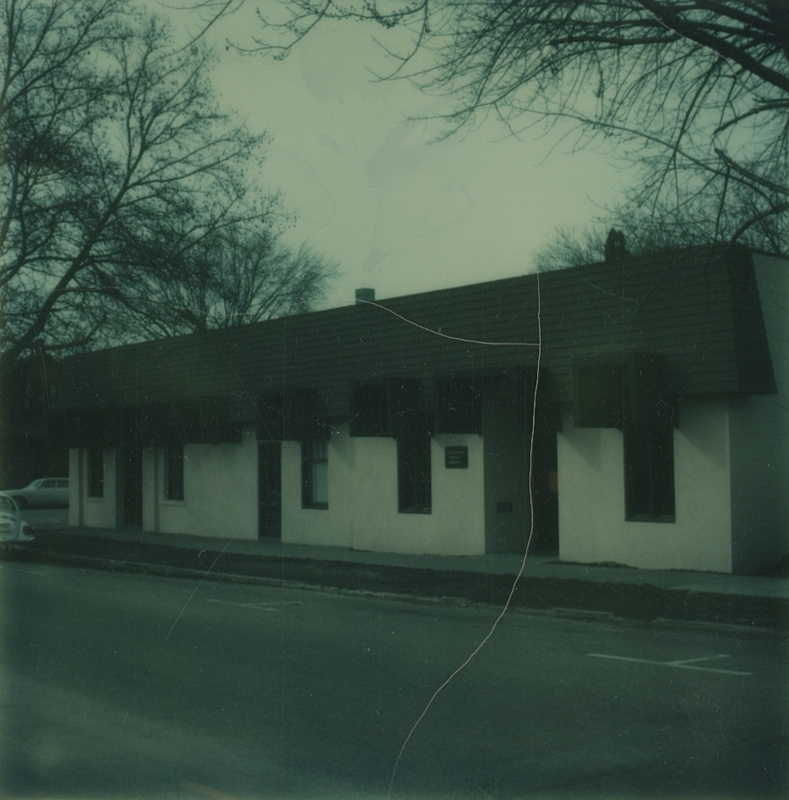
445 446 468 469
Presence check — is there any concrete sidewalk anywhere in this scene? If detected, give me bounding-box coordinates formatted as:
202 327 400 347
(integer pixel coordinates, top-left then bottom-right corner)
11 522 789 631
75 525 789 596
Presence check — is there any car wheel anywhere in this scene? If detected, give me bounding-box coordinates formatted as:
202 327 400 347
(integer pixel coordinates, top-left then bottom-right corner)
12 496 28 509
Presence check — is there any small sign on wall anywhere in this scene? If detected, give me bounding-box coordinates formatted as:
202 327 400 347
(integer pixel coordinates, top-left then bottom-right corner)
444 446 468 469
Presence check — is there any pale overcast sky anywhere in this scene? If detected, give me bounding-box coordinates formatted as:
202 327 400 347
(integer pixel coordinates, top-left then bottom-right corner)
165 2 627 310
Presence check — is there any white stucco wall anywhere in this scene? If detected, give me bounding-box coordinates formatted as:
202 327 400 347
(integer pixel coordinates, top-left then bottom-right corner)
149 428 258 540
69 447 118 529
281 425 486 555
728 255 789 572
558 400 732 572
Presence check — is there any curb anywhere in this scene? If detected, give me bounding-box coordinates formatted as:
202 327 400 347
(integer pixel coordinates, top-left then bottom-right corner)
9 535 789 632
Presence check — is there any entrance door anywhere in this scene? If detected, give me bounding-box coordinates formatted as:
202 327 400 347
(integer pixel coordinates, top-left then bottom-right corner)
258 441 281 538
529 404 559 554
123 445 143 527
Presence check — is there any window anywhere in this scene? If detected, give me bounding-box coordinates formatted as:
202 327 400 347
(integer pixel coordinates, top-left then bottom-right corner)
165 444 185 501
349 378 431 512
302 439 329 508
87 448 104 498
398 414 431 513
624 418 675 521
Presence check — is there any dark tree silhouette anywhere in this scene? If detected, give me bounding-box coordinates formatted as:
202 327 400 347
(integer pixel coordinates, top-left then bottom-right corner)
192 0 789 254
0 0 335 369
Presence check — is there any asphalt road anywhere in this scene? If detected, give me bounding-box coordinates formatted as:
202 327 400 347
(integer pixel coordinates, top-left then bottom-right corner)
1 561 786 799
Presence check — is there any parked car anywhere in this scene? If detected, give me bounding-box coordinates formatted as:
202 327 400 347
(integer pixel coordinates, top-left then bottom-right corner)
6 478 69 509
0 493 33 546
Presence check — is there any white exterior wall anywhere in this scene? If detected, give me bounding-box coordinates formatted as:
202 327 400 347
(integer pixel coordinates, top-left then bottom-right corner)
281 425 485 555
729 256 789 572
69 447 118 529
558 400 732 572
146 428 258 540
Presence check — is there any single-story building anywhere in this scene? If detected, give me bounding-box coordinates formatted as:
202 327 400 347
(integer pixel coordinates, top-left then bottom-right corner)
54 244 788 573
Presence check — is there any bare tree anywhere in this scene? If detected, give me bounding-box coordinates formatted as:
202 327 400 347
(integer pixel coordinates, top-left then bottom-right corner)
0 0 334 369
534 226 605 273
105 230 336 339
536 178 789 272
193 0 789 254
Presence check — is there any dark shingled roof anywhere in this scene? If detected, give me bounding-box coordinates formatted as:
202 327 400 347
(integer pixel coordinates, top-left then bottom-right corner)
55 244 776 419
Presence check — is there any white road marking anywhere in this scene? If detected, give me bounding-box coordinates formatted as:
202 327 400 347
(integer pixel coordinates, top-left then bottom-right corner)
589 653 751 676
206 599 300 612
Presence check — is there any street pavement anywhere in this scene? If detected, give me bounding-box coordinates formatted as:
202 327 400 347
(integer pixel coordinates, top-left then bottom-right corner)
10 510 789 630
2 560 786 798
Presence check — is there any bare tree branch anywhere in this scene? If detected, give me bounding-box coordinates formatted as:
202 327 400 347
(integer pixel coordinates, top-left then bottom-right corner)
1 0 336 369
218 0 789 254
